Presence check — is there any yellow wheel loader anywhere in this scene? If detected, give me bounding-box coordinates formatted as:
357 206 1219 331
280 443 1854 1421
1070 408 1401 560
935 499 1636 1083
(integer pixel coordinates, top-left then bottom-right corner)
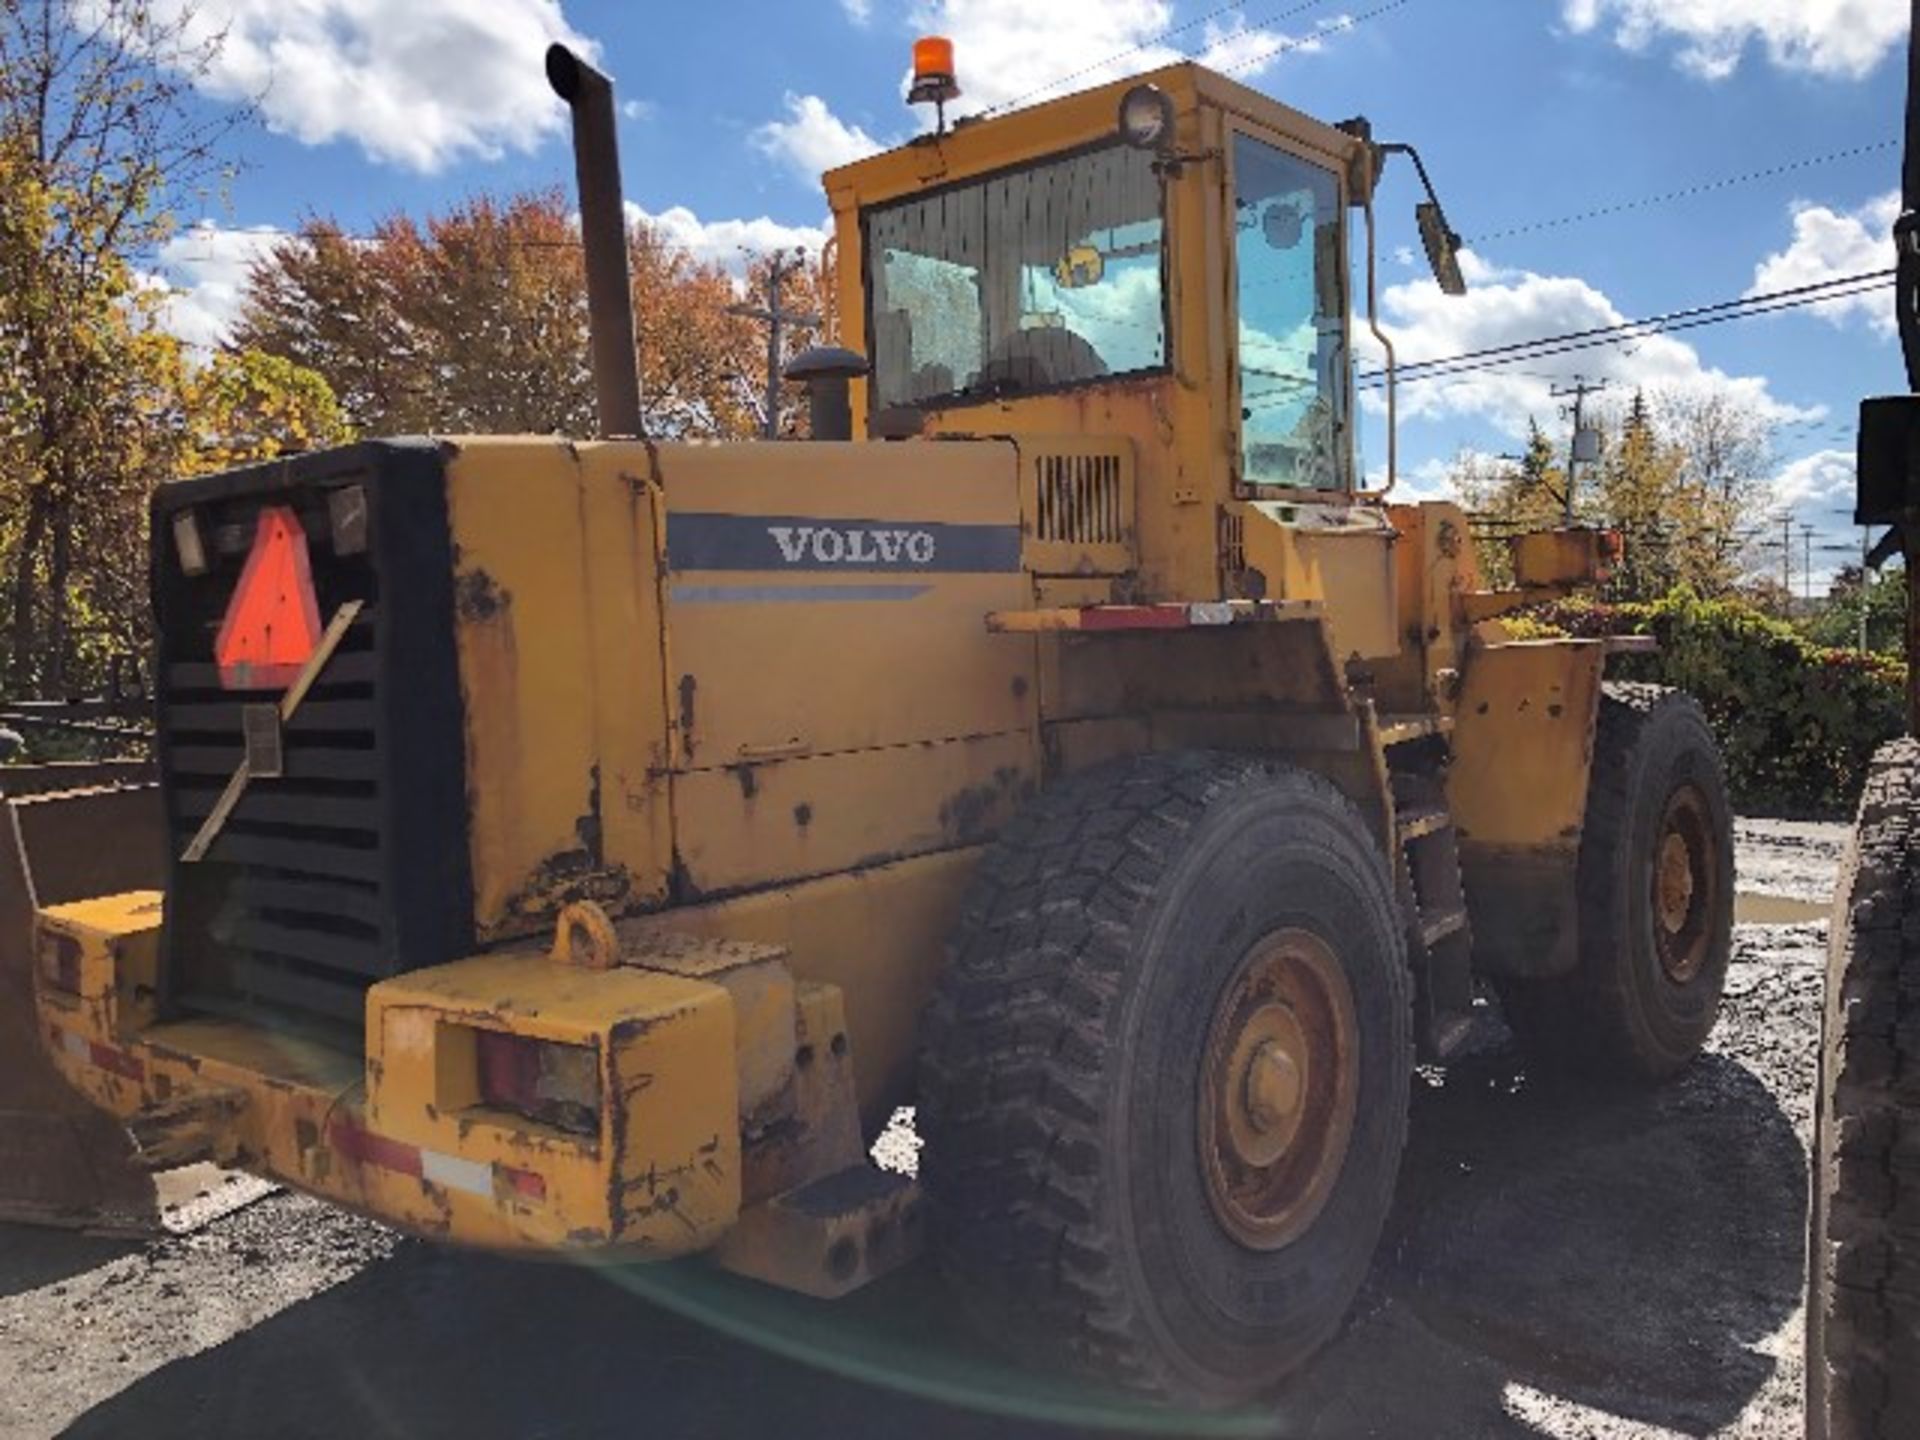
21 39 1735 1406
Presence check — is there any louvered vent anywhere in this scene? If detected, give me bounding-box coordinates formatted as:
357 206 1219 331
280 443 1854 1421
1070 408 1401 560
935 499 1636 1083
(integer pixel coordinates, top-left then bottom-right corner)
1035 452 1125 545
1218 509 1247 573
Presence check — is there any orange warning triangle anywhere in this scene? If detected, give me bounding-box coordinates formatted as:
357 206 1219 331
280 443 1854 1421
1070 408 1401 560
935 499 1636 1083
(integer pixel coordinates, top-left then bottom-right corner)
215 506 324 691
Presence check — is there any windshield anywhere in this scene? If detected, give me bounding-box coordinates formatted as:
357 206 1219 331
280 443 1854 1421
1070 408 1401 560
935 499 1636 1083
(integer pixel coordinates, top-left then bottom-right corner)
864 143 1168 409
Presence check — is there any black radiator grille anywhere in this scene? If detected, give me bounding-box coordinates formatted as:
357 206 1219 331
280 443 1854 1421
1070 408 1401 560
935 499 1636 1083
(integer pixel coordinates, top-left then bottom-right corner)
151 442 472 1046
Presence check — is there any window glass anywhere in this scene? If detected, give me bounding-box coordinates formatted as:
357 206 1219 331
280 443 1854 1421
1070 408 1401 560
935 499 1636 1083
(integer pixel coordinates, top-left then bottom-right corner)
1234 133 1349 489
866 144 1167 409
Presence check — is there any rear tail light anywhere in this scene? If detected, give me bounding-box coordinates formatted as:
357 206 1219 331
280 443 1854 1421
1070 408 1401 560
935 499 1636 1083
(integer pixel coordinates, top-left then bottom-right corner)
36 927 81 996
475 1031 601 1137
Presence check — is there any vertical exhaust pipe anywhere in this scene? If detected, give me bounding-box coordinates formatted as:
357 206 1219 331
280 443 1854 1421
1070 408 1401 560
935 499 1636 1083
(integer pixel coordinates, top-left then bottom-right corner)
546 44 644 439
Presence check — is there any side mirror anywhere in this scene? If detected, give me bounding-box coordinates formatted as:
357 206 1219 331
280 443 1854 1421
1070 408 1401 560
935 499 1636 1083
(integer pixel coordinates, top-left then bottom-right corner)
1417 201 1466 297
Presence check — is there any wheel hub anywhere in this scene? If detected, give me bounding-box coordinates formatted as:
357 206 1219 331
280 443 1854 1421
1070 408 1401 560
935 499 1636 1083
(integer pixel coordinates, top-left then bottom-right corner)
1199 930 1359 1251
1652 784 1718 984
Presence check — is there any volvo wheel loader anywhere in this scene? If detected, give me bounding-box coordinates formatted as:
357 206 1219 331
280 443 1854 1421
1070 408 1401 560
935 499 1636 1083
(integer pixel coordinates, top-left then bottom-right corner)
21 38 1736 1406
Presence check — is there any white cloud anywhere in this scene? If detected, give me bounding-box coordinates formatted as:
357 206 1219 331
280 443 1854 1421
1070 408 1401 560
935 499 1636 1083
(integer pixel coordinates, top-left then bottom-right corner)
751 94 886 182
146 222 288 350
904 0 1338 114
621 99 657 122
1368 251 1814 439
1749 190 1899 336
1561 0 1908 81
126 0 594 172
748 2 1348 188
626 203 830 272
1768 448 1867 591
1772 448 1856 510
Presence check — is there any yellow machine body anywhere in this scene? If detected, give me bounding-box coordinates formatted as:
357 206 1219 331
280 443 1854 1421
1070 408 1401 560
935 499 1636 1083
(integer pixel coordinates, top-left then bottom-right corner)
33 62 1628 1282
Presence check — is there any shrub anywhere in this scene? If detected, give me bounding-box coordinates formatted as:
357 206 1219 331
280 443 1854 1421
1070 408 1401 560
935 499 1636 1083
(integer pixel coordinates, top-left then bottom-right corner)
1519 590 1907 817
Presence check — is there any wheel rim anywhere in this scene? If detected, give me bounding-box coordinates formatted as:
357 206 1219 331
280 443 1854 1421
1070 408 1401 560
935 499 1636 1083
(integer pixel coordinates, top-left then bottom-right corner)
1652 784 1718 984
1198 929 1359 1251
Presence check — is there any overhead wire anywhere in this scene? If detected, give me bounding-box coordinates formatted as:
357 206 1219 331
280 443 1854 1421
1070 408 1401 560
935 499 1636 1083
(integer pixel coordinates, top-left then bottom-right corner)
1466 140 1901 246
1354 270 1895 390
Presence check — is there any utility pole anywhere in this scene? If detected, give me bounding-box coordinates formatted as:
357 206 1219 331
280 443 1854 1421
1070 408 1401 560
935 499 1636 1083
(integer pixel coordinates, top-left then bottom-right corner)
1780 512 1795 606
1803 523 1816 606
729 248 821 439
1551 376 1609 523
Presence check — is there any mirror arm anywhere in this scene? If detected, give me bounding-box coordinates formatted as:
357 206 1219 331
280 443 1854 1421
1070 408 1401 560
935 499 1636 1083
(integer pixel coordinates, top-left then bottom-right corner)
1354 148 1397 502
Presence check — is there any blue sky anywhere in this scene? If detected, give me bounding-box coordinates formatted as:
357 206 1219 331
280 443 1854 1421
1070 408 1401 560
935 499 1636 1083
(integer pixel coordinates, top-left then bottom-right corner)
147 0 1912 589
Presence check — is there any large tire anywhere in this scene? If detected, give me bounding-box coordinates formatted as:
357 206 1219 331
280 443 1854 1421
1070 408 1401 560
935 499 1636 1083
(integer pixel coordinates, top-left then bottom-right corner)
1501 682 1734 1081
917 752 1412 1405
1808 740 1920 1440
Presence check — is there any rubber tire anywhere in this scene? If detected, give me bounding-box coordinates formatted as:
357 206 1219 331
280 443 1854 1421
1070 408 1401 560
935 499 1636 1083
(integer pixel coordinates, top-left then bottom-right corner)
1808 740 1920 1440
1500 682 1734 1082
917 752 1412 1406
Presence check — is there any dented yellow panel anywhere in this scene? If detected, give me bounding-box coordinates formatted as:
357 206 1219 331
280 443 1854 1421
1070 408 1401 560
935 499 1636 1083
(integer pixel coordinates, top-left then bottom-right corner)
657 441 1035 764
445 438 673 944
1448 640 1605 849
1241 502 1399 661
624 848 983 1128
673 730 1035 896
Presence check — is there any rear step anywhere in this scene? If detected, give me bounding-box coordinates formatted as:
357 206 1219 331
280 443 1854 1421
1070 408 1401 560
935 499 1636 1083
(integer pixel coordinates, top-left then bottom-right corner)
1392 789 1478 1062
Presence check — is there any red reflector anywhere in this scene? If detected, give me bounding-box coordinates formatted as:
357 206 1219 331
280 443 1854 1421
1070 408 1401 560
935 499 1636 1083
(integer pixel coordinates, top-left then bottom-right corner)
502 1167 548 1202
215 506 324 690
328 1119 424 1178
475 1030 601 1137
89 1041 145 1081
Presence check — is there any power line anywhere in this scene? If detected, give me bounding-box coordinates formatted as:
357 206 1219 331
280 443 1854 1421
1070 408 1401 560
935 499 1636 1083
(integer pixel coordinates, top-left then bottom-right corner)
985 0 1409 114
1356 269 1895 389
1214 0 1415 79
983 0 1263 114
1467 139 1901 246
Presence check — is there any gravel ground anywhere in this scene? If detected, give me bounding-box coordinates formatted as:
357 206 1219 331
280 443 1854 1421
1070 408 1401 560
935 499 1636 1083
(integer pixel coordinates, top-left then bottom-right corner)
0 821 1846 1439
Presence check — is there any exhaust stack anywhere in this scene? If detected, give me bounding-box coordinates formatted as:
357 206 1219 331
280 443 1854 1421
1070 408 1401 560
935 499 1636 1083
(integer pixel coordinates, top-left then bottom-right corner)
546 44 644 439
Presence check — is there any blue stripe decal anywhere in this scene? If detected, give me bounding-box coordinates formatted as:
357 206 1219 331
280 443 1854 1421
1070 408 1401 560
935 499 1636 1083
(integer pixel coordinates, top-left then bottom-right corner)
667 512 1022 574
670 584 933 605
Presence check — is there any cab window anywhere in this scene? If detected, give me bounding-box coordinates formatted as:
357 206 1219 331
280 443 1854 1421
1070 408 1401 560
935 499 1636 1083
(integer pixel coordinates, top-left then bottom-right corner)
1233 133 1349 490
865 143 1168 409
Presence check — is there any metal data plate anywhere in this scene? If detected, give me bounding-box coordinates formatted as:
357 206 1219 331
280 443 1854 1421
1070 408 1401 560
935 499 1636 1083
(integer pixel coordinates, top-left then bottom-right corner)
241 704 283 779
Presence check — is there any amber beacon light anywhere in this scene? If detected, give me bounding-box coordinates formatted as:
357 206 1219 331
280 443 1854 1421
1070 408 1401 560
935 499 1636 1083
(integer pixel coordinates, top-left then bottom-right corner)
908 35 960 130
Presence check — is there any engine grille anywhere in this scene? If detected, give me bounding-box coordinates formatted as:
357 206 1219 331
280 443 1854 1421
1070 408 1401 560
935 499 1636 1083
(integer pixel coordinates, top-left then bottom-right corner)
1034 451 1125 545
152 442 471 1045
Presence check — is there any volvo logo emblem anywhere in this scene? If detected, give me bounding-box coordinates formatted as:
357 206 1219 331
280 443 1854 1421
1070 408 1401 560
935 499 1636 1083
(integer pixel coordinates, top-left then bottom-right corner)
766 525 938 566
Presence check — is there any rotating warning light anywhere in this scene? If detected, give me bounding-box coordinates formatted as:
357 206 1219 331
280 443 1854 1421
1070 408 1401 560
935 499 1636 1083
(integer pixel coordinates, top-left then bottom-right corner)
908 36 960 107
214 506 324 691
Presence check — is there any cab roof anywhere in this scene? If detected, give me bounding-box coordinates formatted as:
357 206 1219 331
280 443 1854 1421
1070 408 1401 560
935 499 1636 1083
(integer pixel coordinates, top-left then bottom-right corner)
822 61 1367 216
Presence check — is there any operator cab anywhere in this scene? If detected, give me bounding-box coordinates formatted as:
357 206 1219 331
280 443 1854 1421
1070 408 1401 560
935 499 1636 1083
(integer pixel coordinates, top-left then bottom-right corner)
825 50 1463 537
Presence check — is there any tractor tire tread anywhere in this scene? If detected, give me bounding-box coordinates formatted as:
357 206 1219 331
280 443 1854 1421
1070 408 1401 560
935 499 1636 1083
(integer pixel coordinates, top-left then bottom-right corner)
1810 738 1920 1440
917 750 1402 1400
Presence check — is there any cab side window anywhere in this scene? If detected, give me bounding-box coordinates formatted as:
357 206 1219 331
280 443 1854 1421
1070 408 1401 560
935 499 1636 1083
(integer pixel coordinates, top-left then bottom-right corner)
1233 134 1349 490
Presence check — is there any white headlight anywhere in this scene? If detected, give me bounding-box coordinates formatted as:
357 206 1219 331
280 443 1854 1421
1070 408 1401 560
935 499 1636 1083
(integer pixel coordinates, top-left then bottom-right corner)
1118 84 1174 152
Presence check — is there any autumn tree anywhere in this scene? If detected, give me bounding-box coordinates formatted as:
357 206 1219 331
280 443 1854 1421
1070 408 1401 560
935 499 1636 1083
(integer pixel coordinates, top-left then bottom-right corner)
1452 391 1781 604
1451 421 1566 586
234 192 829 442
0 0 245 695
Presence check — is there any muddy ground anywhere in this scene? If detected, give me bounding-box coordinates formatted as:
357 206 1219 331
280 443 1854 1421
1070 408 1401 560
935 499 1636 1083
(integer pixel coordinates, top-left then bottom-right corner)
0 820 1845 1439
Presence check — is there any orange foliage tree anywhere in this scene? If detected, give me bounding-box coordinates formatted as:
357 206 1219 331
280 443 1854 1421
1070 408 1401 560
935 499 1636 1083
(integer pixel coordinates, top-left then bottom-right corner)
234 191 829 441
